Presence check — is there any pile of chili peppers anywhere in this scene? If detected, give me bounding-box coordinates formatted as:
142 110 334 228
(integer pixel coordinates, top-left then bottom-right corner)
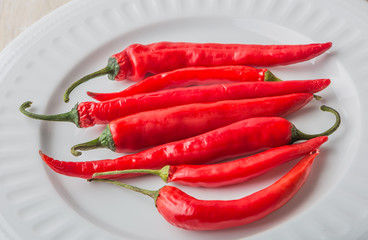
20 41 341 231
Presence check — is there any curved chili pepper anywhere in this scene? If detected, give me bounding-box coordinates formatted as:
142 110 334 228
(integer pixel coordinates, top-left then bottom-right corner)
92 136 327 187
86 65 278 102
89 150 320 230
20 79 330 128
39 105 339 179
70 93 314 155
63 41 332 102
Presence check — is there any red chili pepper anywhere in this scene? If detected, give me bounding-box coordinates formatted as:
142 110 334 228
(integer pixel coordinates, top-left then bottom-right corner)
70 93 314 155
89 150 320 230
63 41 332 102
21 79 329 128
86 65 277 102
92 136 327 187
39 105 339 179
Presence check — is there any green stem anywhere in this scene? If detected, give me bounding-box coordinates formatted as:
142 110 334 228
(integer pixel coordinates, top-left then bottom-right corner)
88 178 159 201
291 105 341 142
92 165 170 182
63 57 120 103
71 125 115 156
313 95 322 100
63 67 112 103
71 137 103 156
264 70 282 82
19 101 80 127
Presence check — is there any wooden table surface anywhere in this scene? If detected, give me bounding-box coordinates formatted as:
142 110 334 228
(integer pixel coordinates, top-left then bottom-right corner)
0 0 72 52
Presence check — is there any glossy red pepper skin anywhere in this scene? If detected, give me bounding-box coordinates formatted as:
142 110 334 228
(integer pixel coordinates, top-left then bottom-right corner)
63 41 332 102
40 116 318 179
79 80 328 128
22 79 330 128
114 42 332 81
156 151 319 230
65 105 339 178
167 136 327 187
87 65 269 101
41 105 339 179
110 93 312 152
73 93 313 154
92 137 327 186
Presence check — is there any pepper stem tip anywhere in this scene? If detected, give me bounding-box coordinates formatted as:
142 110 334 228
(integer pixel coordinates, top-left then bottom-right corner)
70 137 106 156
70 147 82 156
264 70 282 82
313 94 322 100
20 101 33 110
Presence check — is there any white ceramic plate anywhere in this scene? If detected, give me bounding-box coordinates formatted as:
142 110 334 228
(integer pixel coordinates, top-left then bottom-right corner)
1 0 368 239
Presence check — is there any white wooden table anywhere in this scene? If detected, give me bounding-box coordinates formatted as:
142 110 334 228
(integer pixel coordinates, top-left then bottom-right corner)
0 0 72 52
